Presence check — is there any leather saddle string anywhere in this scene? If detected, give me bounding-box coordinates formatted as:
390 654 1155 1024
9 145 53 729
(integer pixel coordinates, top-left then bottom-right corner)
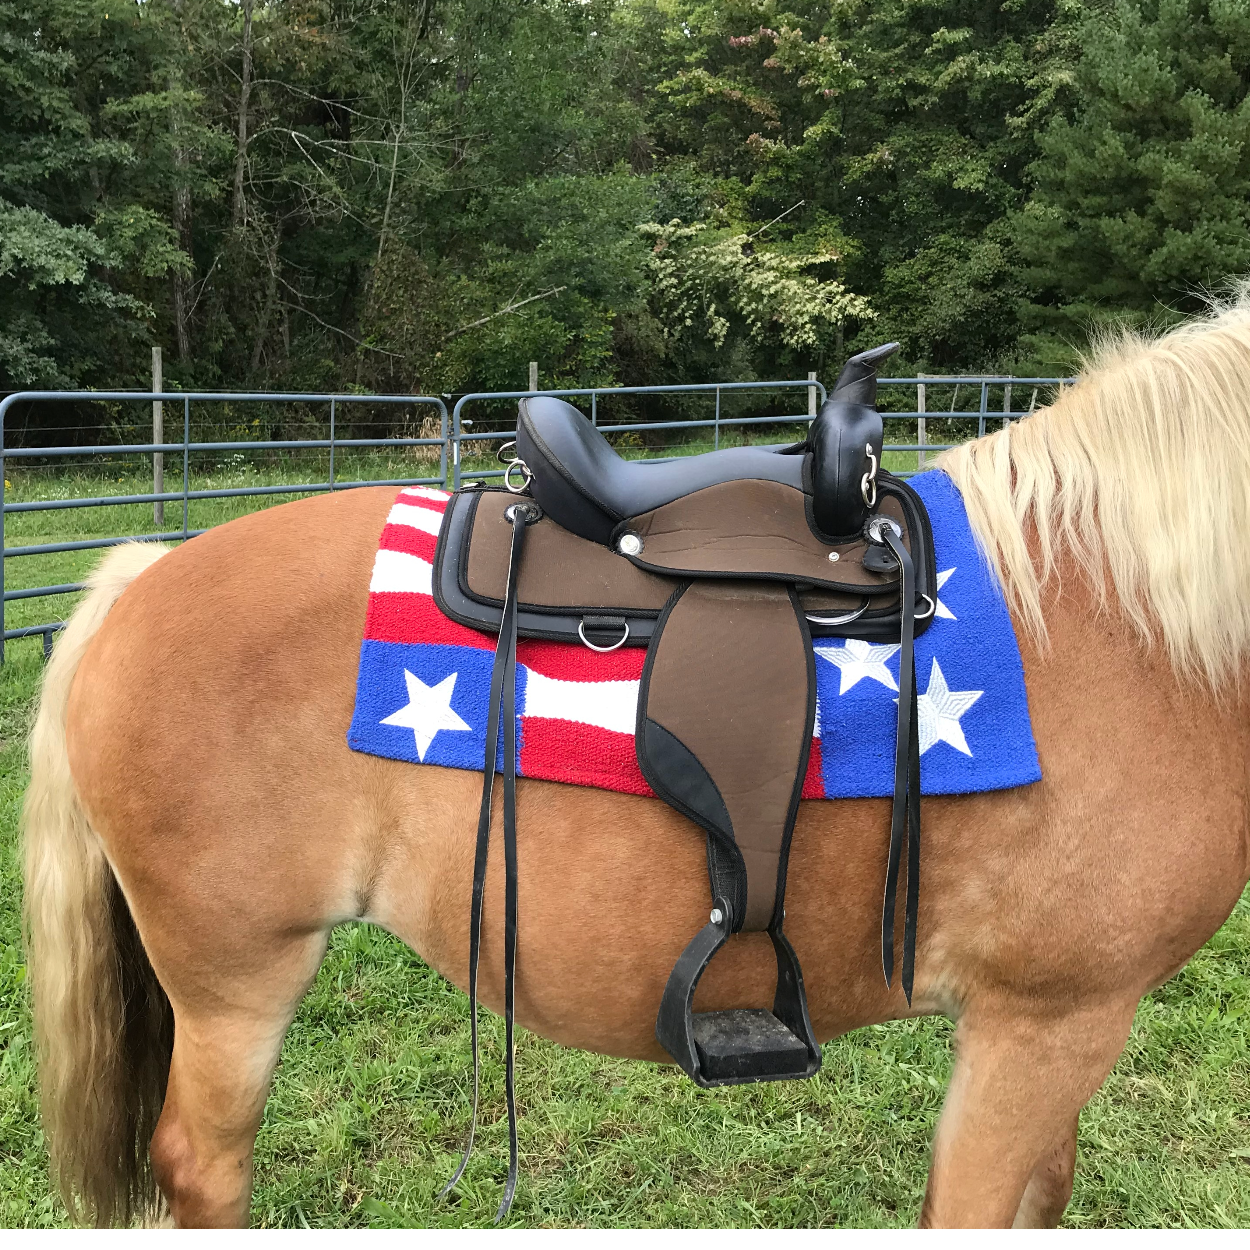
441 504 529 1218
497 525 521 1222
879 527 921 1005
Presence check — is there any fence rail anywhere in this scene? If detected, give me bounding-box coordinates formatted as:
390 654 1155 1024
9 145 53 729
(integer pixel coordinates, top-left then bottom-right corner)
0 375 1072 660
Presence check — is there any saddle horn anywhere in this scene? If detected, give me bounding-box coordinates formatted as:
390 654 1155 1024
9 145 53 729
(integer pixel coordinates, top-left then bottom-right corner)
830 341 900 407
808 342 900 537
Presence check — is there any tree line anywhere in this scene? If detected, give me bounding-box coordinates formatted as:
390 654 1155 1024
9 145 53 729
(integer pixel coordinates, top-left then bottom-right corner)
2 0 1247 403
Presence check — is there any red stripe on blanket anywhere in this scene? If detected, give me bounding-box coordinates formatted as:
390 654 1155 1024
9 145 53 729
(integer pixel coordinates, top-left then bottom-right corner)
379 523 439 562
364 591 495 649
801 736 824 799
517 636 648 681
520 718 654 796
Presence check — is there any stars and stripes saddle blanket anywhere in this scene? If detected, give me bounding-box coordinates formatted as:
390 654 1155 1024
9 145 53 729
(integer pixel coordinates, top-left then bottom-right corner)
348 471 1039 800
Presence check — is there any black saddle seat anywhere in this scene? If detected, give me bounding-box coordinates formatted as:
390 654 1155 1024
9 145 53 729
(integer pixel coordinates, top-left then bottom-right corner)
515 342 900 546
516 399 803 546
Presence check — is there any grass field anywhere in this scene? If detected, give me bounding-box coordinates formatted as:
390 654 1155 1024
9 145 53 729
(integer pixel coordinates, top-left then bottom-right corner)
0 445 1248 1228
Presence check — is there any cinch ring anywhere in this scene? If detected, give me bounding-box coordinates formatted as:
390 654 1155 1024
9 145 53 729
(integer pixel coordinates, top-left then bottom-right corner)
504 458 533 493
578 619 630 652
806 599 869 627
496 439 519 464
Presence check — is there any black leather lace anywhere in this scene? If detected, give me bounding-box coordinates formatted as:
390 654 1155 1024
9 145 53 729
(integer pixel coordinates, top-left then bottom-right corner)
442 501 532 1222
880 526 921 1005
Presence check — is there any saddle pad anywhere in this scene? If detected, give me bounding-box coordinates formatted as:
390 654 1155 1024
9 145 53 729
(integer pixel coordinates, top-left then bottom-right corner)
347 475 1041 799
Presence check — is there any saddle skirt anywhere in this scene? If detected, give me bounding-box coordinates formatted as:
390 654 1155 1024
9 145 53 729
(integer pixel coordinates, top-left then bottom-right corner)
347 472 1040 799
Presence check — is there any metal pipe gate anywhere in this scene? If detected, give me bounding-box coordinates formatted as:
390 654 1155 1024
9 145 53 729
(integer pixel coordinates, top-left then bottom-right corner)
0 375 1071 659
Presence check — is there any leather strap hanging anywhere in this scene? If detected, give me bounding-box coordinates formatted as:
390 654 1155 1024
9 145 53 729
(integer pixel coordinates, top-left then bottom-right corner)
878 524 921 1004
441 500 536 1222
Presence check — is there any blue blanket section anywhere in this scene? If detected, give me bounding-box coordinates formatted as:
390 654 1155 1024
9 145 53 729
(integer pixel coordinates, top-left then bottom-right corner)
350 639 513 771
814 469 1039 797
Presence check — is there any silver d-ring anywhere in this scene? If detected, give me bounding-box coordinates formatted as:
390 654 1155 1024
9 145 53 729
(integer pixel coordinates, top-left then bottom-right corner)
578 619 630 652
806 600 869 627
497 439 520 465
861 443 879 508
914 593 935 621
504 458 533 493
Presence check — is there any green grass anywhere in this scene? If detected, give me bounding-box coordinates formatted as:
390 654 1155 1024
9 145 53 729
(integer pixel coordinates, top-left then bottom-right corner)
0 452 1247 1227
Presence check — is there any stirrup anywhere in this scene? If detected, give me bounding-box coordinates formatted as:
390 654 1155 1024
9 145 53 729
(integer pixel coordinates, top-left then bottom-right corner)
654 900 821 1087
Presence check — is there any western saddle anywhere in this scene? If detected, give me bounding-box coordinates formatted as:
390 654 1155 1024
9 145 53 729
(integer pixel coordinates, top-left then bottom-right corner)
433 343 936 1217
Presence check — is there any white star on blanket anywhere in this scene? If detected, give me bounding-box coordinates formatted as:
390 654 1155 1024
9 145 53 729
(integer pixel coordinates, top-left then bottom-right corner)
814 638 901 693
934 568 956 620
381 670 471 761
916 658 982 756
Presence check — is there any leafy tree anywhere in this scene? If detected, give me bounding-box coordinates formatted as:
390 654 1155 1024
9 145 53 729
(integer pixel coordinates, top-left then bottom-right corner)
4 0 1248 407
639 218 871 376
1014 0 1250 365
615 1 1084 372
0 0 197 386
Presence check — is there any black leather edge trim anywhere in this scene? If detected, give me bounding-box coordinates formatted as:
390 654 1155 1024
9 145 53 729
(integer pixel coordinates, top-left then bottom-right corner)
635 582 748 929
431 487 479 621
878 473 937 640
770 586 816 931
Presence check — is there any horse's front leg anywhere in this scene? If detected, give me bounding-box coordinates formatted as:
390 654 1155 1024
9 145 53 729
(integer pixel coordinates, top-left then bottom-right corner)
920 998 1136 1228
1012 1114 1078 1227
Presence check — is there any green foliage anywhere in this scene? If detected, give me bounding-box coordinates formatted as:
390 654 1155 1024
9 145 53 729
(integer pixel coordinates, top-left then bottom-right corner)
640 219 871 360
1014 0 1250 365
0 0 1247 403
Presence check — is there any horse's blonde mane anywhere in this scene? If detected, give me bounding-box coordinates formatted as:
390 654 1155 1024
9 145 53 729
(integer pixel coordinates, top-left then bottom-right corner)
937 293 1250 690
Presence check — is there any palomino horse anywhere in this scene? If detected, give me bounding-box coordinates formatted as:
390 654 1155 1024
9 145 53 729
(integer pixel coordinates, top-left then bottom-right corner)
22 303 1250 1228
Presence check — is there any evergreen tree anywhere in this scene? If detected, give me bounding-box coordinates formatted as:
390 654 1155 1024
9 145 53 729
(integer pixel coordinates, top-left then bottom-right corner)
1015 0 1250 364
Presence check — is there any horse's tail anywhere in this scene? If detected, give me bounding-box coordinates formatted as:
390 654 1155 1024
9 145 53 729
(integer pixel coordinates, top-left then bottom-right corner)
22 543 174 1226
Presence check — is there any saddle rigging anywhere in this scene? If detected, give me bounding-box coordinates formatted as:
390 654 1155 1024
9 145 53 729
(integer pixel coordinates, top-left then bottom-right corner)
431 343 935 1218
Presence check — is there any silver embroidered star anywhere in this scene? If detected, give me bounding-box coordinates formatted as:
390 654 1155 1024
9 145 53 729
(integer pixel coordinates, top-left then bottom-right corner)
815 638 901 694
934 568 956 620
916 658 982 756
381 670 471 761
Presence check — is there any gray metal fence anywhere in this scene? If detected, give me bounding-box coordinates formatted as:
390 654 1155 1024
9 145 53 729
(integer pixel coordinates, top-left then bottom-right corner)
0 375 1071 659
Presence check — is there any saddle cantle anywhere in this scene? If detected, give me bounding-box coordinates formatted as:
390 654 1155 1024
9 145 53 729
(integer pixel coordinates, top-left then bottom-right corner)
434 344 934 1215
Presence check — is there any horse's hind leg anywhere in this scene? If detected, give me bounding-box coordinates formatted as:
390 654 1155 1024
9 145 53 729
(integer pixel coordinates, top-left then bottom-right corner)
148 934 329 1228
920 999 1135 1228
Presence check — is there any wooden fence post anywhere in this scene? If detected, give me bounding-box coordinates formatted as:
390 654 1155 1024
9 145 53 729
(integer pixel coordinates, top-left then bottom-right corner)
528 361 538 392
152 346 164 527
807 370 817 420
